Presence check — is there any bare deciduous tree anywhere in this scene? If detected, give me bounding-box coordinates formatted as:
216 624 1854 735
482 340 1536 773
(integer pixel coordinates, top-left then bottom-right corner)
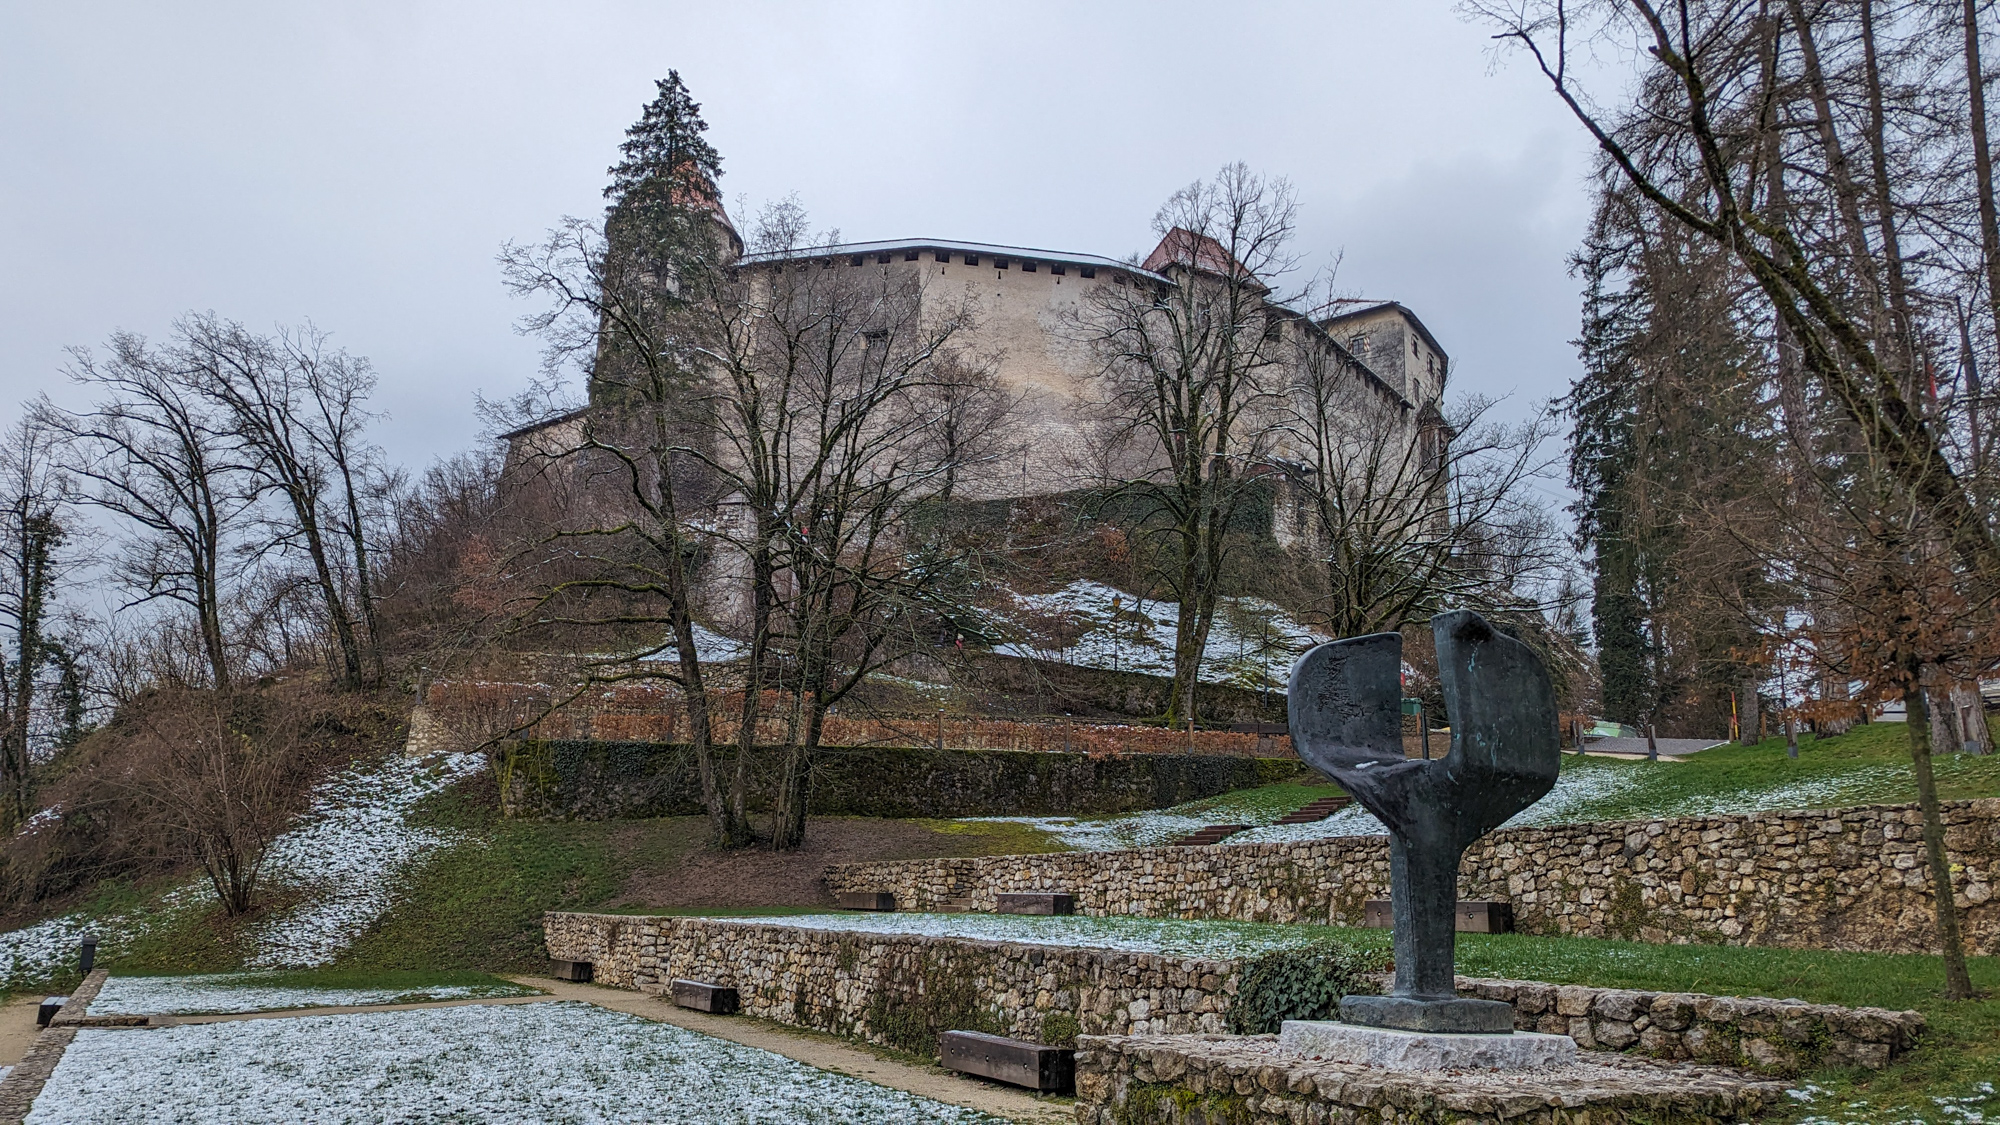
1072 164 1296 725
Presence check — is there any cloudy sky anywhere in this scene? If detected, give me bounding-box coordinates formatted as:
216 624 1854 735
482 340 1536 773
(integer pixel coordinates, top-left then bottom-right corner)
2 1 1603 471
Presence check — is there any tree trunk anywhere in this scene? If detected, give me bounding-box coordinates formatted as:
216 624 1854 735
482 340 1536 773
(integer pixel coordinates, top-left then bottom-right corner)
1903 687 1974 999
1967 0 2000 342
1737 682 1761 746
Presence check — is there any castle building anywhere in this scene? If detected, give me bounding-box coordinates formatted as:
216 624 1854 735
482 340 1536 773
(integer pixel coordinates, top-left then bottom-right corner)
504 227 1452 508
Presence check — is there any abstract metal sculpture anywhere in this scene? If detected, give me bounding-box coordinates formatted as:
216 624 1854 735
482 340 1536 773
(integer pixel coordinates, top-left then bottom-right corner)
1288 610 1559 1032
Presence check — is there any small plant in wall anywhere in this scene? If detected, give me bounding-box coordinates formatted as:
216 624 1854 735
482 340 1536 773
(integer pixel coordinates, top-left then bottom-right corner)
1226 941 1384 1034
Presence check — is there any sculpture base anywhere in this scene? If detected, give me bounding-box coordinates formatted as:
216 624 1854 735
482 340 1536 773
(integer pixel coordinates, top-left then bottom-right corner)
1339 994 1516 1033
1280 1020 1578 1071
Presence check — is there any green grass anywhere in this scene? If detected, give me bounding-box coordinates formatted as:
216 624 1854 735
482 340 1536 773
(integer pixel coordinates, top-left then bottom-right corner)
1544 716 2000 825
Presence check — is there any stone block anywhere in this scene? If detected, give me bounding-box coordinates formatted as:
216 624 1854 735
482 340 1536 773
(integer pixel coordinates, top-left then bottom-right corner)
940 1030 1075 1093
995 892 1074 916
549 959 593 983
1278 1021 1578 1070
837 891 896 912
670 979 739 1014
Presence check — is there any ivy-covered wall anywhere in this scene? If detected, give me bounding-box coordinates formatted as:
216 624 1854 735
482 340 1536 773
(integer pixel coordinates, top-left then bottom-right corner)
491 740 1300 820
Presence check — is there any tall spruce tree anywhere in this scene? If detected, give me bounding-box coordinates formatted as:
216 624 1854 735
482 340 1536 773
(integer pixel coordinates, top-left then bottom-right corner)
1569 200 1651 725
593 71 729 406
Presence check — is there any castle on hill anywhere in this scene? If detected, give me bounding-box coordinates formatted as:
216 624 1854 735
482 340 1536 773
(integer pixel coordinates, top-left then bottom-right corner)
503 216 1452 512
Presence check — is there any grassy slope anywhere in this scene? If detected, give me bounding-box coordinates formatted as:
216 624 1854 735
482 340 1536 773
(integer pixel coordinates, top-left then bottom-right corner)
1545 716 2000 824
334 776 1065 975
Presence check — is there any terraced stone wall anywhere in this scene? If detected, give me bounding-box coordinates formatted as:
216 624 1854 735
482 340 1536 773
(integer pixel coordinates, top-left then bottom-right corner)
495 741 1300 820
541 914 1921 1076
823 798 2000 956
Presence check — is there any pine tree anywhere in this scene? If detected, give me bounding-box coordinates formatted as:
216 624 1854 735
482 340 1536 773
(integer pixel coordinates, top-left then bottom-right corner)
1568 198 1651 725
592 71 729 406
605 71 723 219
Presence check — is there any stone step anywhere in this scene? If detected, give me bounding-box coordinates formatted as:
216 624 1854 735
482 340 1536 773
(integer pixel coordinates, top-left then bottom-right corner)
1272 795 1353 824
1170 824 1253 846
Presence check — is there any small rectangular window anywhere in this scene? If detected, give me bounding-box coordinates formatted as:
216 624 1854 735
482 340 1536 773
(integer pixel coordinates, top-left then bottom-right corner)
877 254 892 264
850 255 865 267
935 251 950 262
1021 261 1036 272
1079 266 1096 279
820 259 835 269
905 250 920 261
994 258 1010 270
1050 264 1066 276
1112 273 1125 285
964 255 980 266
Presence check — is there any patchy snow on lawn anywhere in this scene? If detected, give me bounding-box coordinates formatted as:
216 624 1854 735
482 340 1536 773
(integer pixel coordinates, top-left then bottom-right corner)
972 761 1649 852
87 973 534 1016
720 912 1340 961
0 914 125 991
27 1001 1004 1124
244 751 486 969
990 580 1325 690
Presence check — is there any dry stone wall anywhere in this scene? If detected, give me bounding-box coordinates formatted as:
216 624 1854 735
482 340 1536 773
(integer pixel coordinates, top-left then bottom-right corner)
1075 1034 1788 1125
541 912 1235 1056
824 798 2000 956
542 913 1921 1076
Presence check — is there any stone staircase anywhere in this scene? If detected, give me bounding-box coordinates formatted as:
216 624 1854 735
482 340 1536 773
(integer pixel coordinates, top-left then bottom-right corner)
1170 824 1254 846
1169 793 1353 846
1272 794 1353 824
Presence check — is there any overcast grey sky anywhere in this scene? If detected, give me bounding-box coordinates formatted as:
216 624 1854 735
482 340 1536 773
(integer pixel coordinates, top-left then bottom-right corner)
2 1 1601 471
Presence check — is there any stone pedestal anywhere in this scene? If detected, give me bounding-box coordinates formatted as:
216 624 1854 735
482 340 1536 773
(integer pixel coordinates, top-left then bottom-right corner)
1340 993 1516 1033
1279 1020 1578 1071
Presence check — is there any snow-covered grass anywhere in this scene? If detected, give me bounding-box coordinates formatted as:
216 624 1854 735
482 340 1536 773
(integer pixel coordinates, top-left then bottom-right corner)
244 751 486 969
990 579 1324 690
714 911 1350 961
0 750 488 987
964 765 1645 852
88 972 536 1016
0 914 123 991
27 1001 1006 1124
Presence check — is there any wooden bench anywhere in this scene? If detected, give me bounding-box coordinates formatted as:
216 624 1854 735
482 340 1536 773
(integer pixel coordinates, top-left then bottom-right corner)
837 891 896 912
939 1030 1074 1093
670 979 739 1014
1361 900 1514 933
549 959 594 983
994 892 1073 916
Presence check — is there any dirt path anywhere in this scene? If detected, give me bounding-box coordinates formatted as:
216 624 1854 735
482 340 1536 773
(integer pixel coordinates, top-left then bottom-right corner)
0 997 42 1066
514 976 1074 1125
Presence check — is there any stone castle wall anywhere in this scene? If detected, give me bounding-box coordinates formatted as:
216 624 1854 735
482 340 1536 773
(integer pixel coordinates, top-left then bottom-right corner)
541 913 1921 1076
824 799 2000 956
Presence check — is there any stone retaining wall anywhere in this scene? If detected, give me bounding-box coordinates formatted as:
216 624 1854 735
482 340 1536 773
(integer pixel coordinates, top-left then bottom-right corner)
824 798 2000 955
542 912 1233 1056
542 913 1921 1076
495 740 1300 820
1075 1035 1787 1125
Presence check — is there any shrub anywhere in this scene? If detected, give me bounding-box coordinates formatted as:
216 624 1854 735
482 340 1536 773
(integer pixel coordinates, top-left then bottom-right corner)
1226 941 1384 1034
